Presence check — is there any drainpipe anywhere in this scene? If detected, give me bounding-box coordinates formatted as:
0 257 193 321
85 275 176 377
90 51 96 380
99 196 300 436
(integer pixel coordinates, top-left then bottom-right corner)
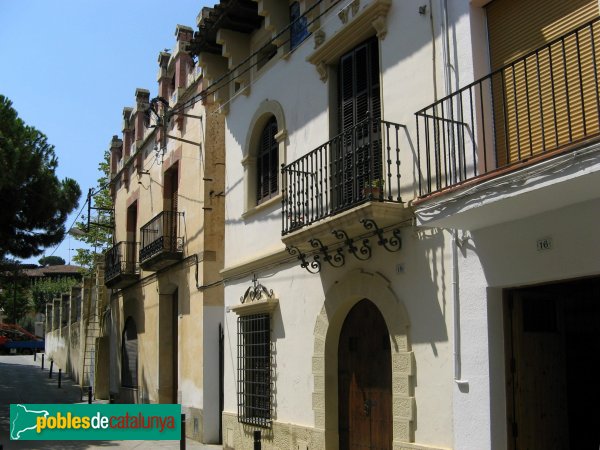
452 230 467 385
439 0 468 386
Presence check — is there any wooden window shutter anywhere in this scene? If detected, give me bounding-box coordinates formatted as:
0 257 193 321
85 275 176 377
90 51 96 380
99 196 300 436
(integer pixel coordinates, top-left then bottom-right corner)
170 168 178 212
334 37 382 209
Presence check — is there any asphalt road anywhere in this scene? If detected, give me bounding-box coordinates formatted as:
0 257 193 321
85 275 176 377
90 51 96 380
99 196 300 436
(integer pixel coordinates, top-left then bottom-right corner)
0 354 222 450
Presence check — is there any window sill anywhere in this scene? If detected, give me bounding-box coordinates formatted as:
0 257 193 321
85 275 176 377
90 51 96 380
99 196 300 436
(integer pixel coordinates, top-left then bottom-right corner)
242 193 283 220
229 296 279 316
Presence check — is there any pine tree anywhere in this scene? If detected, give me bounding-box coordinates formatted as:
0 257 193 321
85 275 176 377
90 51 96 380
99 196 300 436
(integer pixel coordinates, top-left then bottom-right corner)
0 95 81 259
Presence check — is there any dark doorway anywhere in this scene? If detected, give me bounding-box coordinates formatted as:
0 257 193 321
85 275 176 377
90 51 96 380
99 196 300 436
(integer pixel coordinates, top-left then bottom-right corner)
172 289 179 404
505 277 600 449
121 317 138 389
338 299 392 450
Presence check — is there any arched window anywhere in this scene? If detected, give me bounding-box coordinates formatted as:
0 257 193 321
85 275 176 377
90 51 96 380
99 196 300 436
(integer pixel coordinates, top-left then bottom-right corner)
242 100 286 214
121 317 138 388
256 116 279 204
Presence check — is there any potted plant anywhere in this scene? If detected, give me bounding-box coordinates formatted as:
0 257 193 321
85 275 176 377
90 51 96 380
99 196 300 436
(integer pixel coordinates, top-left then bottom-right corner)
363 179 384 199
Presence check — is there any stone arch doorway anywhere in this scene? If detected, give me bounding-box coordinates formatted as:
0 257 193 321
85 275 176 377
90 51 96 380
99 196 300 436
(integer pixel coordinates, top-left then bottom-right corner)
312 270 415 449
338 299 392 449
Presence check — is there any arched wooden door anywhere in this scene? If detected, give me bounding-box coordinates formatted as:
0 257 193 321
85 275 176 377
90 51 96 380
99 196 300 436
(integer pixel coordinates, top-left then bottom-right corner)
338 299 392 450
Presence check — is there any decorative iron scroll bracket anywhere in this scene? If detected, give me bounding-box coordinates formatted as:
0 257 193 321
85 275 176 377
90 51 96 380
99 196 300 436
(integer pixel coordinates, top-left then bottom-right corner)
361 219 402 252
240 274 274 303
332 229 371 261
287 245 322 274
310 238 345 268
289 220 403 274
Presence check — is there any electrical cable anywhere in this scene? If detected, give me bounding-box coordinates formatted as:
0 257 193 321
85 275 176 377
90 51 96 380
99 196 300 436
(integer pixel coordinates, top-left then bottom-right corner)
169 0 348 117
45 195 90 258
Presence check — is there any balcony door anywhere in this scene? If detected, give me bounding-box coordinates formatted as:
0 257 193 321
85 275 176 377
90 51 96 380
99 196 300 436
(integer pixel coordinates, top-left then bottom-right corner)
125 202 137 272
333 37 381 211
163 166 179 252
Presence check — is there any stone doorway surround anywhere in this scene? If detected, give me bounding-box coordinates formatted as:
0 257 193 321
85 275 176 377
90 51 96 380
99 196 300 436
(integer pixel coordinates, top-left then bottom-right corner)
312 269 417 449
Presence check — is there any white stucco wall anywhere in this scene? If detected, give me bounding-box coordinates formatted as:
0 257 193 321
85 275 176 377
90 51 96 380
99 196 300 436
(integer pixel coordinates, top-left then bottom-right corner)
223 232 457 447
454 197 600 450
219 0 504 448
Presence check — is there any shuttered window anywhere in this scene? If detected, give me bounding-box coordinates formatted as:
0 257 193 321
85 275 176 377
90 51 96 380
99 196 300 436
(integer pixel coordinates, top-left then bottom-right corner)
487 0 599 165
164 167 179 252
333 37 382 209
121 318 138 389
256 117 279 204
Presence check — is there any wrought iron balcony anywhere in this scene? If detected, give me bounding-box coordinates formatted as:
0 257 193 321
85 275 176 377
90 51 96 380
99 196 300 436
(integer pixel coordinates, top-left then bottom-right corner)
105 241 140 289
139 211 184 271
281 118 406 236
416 17 600 197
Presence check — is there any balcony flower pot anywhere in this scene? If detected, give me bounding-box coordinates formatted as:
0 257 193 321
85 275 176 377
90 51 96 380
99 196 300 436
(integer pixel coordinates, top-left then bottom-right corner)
363 180 384 199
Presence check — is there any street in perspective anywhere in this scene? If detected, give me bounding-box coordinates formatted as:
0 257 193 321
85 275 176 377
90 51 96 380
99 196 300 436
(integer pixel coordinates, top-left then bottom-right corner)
0 354 221 450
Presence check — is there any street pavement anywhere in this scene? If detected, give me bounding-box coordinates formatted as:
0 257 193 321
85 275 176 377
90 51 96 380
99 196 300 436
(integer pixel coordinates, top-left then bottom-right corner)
0 354 222 450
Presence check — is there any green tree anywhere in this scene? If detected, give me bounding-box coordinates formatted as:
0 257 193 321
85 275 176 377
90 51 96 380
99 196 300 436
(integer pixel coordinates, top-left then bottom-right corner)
0 95 81 259
38 256 66 266
30 277 78 313
72 149 113 273
0 260 31 323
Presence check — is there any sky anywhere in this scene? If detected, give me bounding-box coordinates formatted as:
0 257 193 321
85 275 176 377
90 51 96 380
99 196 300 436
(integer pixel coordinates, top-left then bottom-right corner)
0 0 212 265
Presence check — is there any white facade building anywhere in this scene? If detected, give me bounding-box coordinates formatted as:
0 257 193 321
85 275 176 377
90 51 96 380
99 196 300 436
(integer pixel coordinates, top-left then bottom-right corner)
188 0 600 448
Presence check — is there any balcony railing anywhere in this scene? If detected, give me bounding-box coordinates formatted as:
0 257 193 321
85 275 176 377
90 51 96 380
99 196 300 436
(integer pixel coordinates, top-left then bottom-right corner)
139 211 184 267
416 17 600 197
282 118 405 235
105 241 140 288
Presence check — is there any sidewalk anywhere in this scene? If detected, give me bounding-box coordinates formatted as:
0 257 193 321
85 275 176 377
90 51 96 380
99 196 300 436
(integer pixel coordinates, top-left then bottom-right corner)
0 354 222 450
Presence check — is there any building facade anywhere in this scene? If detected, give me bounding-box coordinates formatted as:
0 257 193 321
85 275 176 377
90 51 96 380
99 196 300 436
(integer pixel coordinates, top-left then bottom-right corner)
105 24 225 443
186 0 600 449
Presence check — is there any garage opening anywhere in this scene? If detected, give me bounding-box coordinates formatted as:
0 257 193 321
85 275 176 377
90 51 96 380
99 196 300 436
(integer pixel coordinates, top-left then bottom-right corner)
505 277 600 449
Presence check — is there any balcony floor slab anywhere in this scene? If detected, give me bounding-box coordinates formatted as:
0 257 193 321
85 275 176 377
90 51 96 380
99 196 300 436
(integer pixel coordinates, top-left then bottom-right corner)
414 141 600 231
282 201 413 252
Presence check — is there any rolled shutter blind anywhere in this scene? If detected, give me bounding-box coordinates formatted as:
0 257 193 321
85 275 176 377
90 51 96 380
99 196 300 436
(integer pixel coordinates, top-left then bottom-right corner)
487 0 599 165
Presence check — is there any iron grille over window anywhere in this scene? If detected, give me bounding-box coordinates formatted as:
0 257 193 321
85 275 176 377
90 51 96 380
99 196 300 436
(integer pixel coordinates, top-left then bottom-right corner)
237 313 271 427
290 2 309 51
256 116 279 204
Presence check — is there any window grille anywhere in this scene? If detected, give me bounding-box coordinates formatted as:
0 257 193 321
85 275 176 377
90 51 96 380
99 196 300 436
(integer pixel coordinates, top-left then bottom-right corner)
237 313 271 427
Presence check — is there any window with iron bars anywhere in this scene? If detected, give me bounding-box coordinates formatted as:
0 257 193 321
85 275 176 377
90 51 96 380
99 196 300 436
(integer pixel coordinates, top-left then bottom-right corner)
237 313 272 427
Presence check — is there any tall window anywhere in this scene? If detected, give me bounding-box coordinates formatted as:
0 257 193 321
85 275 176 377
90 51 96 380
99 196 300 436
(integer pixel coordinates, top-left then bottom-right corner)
290 2 309 51
333 37 381 209
237 314 271 427
256 117 279 204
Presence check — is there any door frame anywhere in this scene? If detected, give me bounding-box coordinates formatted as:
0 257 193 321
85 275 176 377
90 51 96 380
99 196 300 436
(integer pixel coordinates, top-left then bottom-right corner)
338 298 392 449
311 269 414 449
